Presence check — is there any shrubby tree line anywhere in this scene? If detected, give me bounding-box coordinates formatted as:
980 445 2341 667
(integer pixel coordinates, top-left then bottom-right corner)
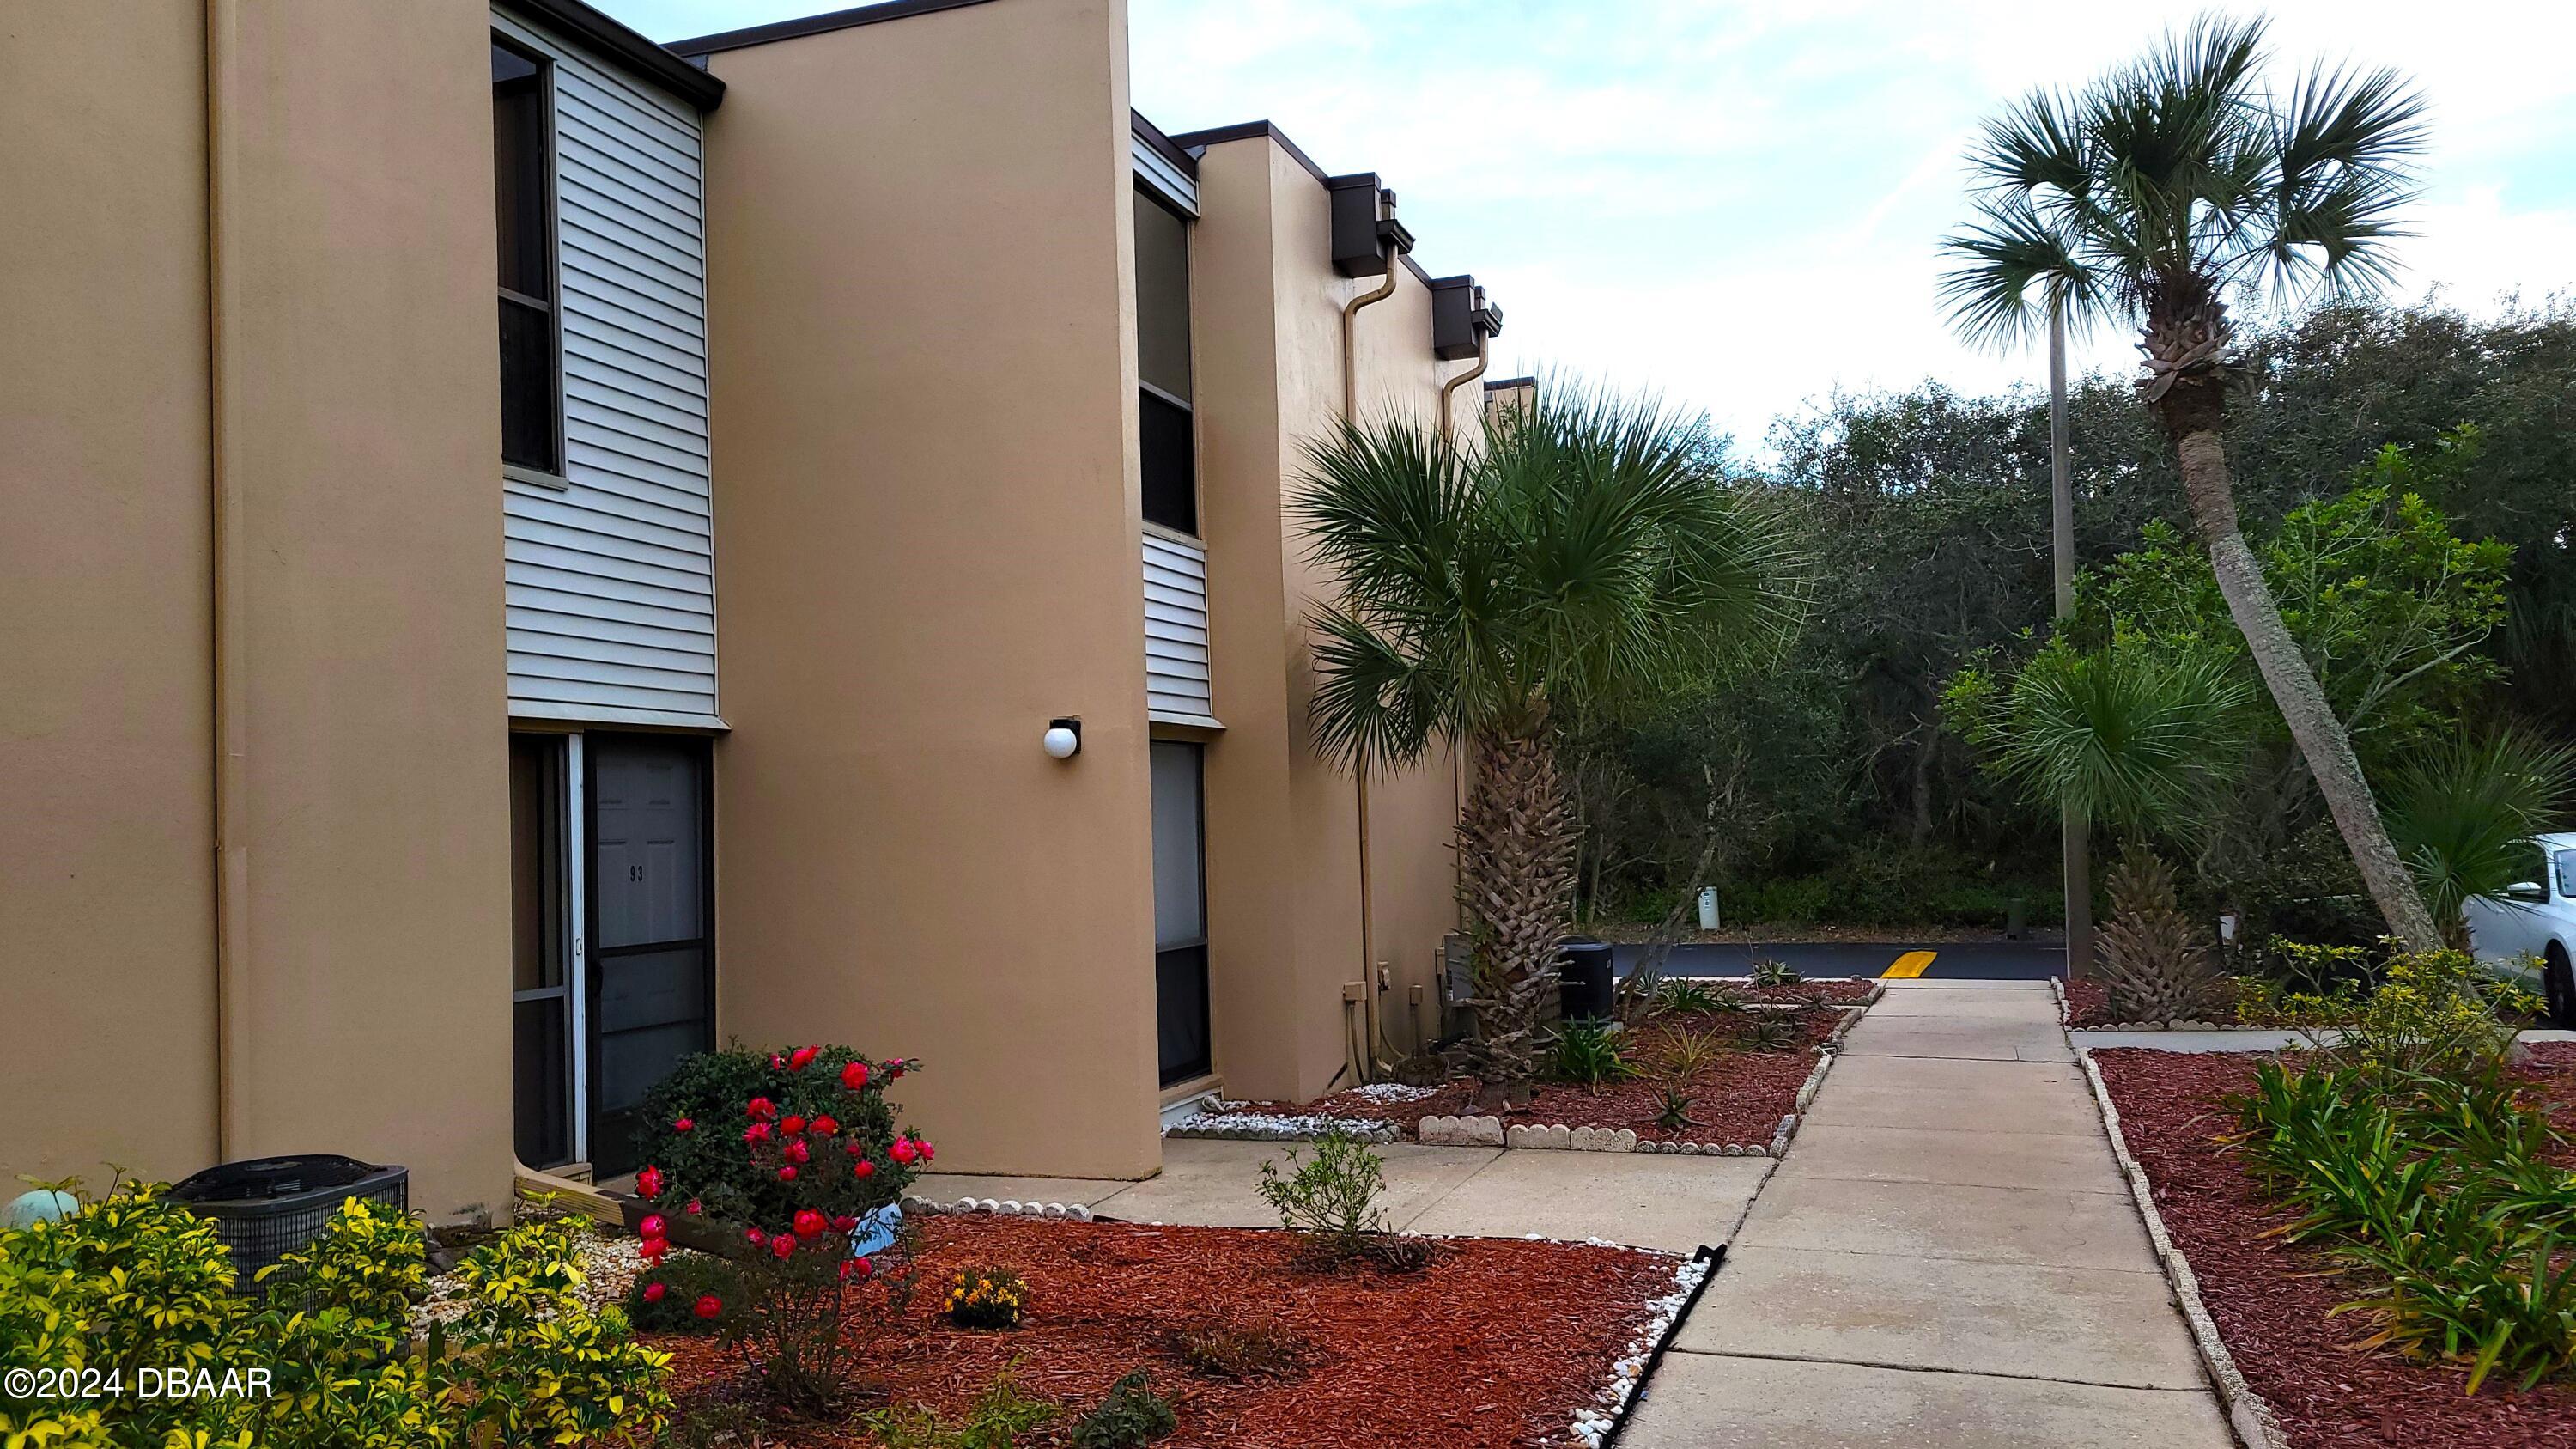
1567 294 2576 937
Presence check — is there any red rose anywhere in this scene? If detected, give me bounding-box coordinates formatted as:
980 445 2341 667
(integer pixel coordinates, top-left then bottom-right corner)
890 1138 917 1165
673 1117 694 1133
746 1227 767 1247
890 1063 906 1079
770 1233 795 1261
640 1215 667 1238
918 1140 935 1162
744 1123 772 1143
811 1114 840 1137
639 1235 669 1263
831 1215 859 1232
695 1294 721 1320
770 1054 787 1069
789 1045 819 1071
635 1166 665 1199
793 1209 826 1239
852 1256 874 1280
781 1115 806 1136
643 1282 666 1303
838 1260 854 1281
853 1159 875 1179
686 1199 702 1215
844 1139 864 1155
777 1165 799 1181
840 1061 870 1091
747 1097 777 1120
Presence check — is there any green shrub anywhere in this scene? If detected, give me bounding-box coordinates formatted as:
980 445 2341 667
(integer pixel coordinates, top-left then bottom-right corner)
0 1184 670 1449
1652 1026 1728 1081
1735 1013 1802 1052
1649 1088 1702 1134
1255 1130 1390 1265
943 1265 1028 1330
1652 978 1739 1016
1548 1019 1639 1091
2233 1050 2576 1392
1070 1369 1177 1448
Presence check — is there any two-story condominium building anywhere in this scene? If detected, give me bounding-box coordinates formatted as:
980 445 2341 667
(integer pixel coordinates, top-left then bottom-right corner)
2 0 1507 1221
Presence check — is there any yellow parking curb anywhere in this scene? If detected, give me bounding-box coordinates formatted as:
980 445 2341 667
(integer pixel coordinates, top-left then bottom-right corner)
1881 950 1937 979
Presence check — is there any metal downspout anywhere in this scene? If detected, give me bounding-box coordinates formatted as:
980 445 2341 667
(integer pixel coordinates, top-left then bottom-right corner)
206 0 252 1162
1437 330 1489 445
1340 246 1400 1082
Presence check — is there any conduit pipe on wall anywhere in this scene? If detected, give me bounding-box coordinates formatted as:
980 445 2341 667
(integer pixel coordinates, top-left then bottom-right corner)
206 0 252 1162
1339 245 1400 1084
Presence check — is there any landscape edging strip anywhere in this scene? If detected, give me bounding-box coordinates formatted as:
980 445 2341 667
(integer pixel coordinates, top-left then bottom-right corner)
1599 1243 1724 1449
2075 1049 2289 1449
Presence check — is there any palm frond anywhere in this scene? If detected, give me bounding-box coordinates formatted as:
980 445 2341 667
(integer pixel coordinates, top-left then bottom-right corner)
1984 641 2257 837
2385 729 2576 925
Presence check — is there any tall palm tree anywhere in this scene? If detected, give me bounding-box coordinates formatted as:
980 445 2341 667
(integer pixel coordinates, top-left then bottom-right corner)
1941 15 2443 950
1297 386 1807 1100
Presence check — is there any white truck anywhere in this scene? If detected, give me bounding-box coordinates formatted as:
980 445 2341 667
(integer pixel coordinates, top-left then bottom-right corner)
2464 830 2576 1028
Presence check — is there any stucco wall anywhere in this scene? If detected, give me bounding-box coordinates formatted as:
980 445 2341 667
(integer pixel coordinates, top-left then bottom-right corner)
0 3 219 1192
702 0 1166 1179
1 3 514 1218
208 0 516 1221
1193 133 1467 1102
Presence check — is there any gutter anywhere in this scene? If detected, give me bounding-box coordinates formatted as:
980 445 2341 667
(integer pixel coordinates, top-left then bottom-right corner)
1339 245 1402 1081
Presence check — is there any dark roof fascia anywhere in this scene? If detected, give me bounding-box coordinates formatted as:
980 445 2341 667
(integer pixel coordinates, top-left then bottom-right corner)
1131 110 1198 180
511 0 726 108
1167 119 1331 186
668 0 1003 57
1176 119 1446 288
1484 375 1538 391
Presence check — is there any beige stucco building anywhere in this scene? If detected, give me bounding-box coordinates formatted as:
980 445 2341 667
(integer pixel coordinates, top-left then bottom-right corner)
1 0 1507 1219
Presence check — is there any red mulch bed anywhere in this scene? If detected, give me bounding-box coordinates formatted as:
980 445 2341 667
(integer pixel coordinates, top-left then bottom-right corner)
1241 1007 1847 1147
2092 1044 2576 1448
653 1214 1679 1447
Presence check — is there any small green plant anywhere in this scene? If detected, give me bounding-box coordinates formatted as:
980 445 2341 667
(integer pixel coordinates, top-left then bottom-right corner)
944 1265 1029 1329
666 1400 768 1448
1735 1013 1801 1052
1549 1019 1639 1092
1255 1129 1390 1266
1748 957 1801 989
1653 979 1741 1015
1652 1025 1727 1081
1171 1316 1310 1381
1649 1088 1701 1134
867 1367 1059 1448
1070 1369 1178 1447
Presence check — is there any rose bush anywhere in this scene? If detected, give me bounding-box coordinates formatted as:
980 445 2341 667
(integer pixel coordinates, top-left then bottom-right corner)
629 1044 933 1416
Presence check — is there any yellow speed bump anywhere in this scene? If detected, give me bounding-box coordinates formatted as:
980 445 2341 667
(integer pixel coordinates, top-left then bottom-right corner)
1881 950 1937 979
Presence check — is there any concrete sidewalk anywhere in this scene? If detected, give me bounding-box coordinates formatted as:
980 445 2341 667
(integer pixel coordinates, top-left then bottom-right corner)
1624 978 2236 1448
915 1135 1773 1255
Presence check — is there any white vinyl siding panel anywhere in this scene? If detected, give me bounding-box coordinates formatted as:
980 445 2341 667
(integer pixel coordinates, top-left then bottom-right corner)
1144 532 1219 727
496 5 718 726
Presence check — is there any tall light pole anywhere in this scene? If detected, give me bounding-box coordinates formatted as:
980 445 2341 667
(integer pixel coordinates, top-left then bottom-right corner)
2050 299 2094 980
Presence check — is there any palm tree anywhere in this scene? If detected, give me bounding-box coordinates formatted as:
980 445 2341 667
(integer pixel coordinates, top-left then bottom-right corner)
2385 729 2576 948
1941 15 2444 950
1297 386 1807 1101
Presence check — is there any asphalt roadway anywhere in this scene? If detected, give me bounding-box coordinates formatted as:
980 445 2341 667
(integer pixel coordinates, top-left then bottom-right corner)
1609 939 2067 980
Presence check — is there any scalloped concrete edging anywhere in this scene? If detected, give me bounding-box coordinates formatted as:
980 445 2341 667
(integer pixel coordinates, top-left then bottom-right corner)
2075 1050 2288 1449
902 1194 1096 1223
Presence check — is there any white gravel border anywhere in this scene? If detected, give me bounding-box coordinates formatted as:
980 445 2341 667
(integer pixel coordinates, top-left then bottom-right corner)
2075 1048 2288 1449
1570 1251 1714 1447
901 1194 1097 1222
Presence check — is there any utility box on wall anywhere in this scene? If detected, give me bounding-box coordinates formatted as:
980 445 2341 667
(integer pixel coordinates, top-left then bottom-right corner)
1327 172 1414 276
1429 275 1503 360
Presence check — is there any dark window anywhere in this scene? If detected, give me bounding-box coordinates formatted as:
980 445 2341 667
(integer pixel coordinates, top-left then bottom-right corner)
494 40 560 474
1133 189 1196 534
1151 740 1211 1085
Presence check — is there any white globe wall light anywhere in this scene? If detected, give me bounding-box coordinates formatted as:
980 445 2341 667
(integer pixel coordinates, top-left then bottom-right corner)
1043 717 1083 759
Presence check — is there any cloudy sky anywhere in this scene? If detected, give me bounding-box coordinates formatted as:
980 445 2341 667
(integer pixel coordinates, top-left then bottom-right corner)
621 0 2576 450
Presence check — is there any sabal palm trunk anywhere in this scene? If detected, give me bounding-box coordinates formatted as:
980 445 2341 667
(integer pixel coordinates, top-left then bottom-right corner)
1457 728 1577 1102
2167 425 2443 952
